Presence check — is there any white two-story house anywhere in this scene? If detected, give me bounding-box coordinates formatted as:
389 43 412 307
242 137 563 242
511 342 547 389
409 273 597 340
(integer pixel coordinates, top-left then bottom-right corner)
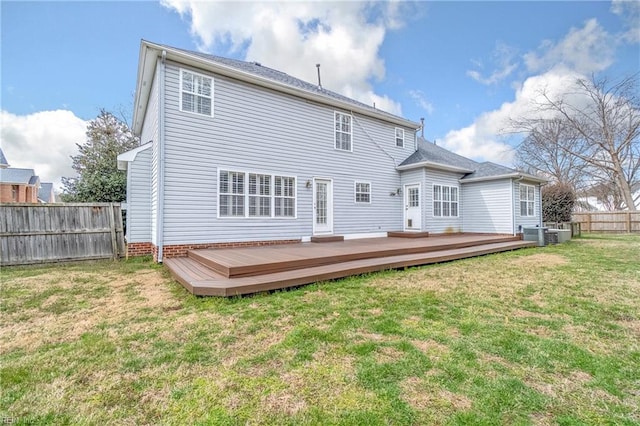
118 40 545 262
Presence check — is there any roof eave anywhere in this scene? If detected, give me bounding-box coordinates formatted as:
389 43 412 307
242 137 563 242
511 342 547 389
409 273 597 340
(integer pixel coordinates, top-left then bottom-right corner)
460 173 548 184
397 161 474 174
134 41 421 134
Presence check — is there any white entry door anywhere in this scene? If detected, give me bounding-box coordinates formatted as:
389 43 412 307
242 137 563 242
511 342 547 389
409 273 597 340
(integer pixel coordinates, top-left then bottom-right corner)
313 178 333 235
404 184 421 231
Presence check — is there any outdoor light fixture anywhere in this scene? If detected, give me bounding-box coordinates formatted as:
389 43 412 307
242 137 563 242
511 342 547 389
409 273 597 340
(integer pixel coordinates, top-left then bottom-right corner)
306 180 311 188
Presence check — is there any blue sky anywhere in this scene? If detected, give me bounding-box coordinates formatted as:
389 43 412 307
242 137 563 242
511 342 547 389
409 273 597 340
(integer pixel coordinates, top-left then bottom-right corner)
1 1 638 188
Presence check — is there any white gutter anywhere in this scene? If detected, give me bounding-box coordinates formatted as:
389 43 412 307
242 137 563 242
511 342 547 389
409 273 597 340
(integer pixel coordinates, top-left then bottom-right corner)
134 40 421 135
460 173 548 184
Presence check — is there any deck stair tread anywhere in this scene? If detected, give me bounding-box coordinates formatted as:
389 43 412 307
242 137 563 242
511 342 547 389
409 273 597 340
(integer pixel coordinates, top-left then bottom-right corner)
165 238 536 297
188 234 521 278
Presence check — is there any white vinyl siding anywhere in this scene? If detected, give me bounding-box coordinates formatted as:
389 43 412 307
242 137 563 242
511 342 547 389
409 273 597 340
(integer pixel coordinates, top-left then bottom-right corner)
395 128 404 147
180 69 213 116
334 112 352 151
433 184 458 217
461 179 513 234
219 169 296 218
520 184 535 217
354 182 371 203
156 61 416 245
126 147 152 242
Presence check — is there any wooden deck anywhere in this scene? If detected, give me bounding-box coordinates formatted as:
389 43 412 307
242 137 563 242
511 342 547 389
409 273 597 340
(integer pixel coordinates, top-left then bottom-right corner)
165 234 536 297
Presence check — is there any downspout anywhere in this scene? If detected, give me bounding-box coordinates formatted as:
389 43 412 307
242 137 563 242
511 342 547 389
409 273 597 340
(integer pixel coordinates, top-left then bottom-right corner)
513 176 524 235
157 50 167 262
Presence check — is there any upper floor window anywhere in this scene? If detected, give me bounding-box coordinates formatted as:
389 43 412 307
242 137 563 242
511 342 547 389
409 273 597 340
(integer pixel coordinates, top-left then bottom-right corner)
335 112 352 151
395 128 404 147
181 70 213 116
355 182 371 203
433 184 458 217
520 184 535 217
11 185 19 201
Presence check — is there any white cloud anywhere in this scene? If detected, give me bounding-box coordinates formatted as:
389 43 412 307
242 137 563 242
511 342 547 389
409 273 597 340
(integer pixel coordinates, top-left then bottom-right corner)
408 90 434 115
467 42 519 86
524 19 614 74
0 110 87 190
442 68 585 164
447 18 622 165
161 0 410 115
611 0 640 43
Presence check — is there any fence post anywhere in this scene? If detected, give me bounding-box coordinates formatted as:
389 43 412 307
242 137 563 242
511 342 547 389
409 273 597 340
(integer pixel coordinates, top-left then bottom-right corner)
586 213 591 232
109 203 118 260
626 212 631 233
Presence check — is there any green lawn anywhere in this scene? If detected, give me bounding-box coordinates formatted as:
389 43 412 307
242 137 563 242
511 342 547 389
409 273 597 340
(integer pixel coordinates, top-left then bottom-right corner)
1 234 639 425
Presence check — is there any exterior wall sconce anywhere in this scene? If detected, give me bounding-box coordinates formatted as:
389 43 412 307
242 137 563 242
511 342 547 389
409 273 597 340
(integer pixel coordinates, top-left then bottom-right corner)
390 188 401 196
306 180 311 188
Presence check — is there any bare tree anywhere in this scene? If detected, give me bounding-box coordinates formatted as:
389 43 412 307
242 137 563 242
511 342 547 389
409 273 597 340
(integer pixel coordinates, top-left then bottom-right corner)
515 118 589 189
513 74 640 211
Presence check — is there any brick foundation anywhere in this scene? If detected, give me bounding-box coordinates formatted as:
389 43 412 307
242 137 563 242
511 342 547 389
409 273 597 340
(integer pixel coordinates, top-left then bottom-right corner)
126 242 154 257
146 239 302 262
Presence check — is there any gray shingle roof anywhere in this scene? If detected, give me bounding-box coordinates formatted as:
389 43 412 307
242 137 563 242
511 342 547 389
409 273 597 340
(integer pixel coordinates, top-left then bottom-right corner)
399 138 543 182
399 137 478 171
463 162 518 180
163 44 408 123
0 168 38 184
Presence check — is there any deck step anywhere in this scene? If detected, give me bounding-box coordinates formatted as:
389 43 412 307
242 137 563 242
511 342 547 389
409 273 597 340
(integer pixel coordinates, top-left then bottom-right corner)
387 231 430 238
187 235 521 278
165 240 536 297
311 235 345 243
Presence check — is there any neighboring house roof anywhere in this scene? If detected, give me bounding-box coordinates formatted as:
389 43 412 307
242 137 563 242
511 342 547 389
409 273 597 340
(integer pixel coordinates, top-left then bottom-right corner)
38 182 56 203
398 137 547 183
0 148 8 168
0 168 39 185
133 40 421 134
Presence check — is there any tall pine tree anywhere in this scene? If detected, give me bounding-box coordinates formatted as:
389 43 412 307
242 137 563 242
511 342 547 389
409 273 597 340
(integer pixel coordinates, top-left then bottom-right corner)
62 110 139 202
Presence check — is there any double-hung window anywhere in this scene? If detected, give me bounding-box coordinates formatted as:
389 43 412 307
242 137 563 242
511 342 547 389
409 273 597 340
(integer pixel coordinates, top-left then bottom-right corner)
395 128 404 147
335 112 352 151
274 176 295 217
219 170 296 218
219 171 245 216
355 182 371 203
181 70 213 116
520 184 535 217
249 174 271 217
433 185 458 217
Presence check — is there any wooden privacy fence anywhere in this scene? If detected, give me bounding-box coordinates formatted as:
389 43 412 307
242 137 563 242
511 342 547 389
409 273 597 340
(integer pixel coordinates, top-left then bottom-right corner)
572 211 640 233
0 203 125 266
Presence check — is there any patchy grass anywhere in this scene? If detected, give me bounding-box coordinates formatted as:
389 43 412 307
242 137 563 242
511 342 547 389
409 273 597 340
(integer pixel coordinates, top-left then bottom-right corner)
1 234 639 425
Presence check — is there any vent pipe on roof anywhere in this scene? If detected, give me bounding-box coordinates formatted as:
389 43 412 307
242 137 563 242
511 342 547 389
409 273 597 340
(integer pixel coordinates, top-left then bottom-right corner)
316 64 322 89
420 117 425 138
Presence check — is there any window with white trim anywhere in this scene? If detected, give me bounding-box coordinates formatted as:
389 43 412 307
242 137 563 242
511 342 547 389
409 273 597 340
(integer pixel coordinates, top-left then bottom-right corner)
433 185 458 217
520 184 535 217
275 176 295 217
395 128 404 147
355 182 371 203
249 173 271 217
219 170 296 218
181 70 213 116
335 112 352 151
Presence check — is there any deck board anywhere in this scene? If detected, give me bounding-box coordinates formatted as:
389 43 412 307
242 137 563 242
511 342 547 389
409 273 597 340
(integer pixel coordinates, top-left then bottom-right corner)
165 235 536 297
188 234 521 278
